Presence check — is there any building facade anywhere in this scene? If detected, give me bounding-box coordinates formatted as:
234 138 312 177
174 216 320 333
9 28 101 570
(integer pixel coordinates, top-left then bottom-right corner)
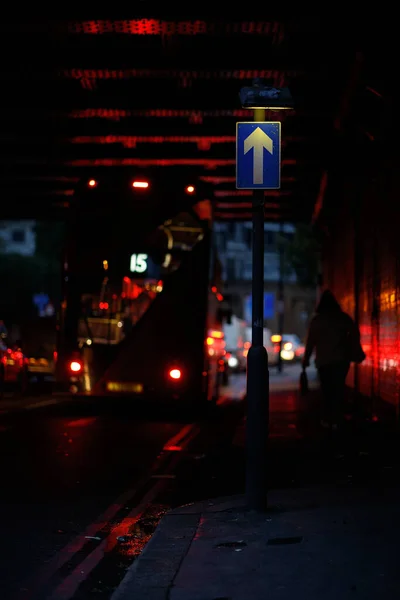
214 221 316 341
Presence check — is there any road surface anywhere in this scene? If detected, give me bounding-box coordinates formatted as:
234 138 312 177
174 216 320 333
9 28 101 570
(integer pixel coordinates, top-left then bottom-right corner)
1 364 395 599
0 393 243 599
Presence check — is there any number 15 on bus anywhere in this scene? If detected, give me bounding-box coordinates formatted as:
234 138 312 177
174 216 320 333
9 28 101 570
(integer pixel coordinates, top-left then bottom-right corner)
130 253 148 274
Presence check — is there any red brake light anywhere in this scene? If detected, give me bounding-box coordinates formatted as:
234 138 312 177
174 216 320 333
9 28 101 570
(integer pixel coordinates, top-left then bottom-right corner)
69 361 82 373
169 368 181 380
132 180 149 189
185 185 195 194
88 179 97 188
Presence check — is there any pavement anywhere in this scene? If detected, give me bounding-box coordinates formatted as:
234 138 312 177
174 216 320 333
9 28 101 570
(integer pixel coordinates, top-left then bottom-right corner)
112 486 400 600
268 362 319 391
219 363 319 403
111 365 400 600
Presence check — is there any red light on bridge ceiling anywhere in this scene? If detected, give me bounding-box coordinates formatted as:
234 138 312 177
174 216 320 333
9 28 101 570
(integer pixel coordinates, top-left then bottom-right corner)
185 185 195 194
68 108 291 121
216 293 224 302
211 286 217 293
69 159 236 168
169 368 182 380
67 20 282 37
99 302 109 310
63 68 286 85
69 361 82 373
132 180 149 189
88 179 97 188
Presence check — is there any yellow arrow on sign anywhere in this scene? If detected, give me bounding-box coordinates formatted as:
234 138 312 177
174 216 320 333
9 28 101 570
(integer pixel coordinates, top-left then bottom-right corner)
243 127 273 185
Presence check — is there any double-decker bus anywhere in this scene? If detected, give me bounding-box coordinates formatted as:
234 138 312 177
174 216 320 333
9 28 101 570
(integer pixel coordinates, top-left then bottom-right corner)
56 174 230 407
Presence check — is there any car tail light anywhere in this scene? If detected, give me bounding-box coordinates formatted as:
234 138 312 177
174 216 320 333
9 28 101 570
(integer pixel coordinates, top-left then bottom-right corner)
209 330 223 339
169 368 181 380
69 360 82 373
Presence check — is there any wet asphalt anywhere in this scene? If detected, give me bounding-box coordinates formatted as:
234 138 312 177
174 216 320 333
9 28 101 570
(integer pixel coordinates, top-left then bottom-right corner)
0 368 399 599
0 393 244 600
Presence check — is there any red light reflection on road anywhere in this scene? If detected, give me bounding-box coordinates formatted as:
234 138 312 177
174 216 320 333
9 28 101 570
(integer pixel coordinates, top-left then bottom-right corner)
67 417 97 427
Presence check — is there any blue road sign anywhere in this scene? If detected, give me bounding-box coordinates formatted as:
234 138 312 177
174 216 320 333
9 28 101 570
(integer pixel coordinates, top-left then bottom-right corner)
244 293 275 324
236 122 281 189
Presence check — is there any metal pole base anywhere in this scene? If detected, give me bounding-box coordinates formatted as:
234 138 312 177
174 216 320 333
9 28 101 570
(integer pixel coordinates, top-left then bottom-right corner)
246 344 269 511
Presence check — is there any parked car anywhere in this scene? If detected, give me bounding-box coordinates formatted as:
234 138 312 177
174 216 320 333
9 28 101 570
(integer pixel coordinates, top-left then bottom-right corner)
271 334 305 363
0 341 29 395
